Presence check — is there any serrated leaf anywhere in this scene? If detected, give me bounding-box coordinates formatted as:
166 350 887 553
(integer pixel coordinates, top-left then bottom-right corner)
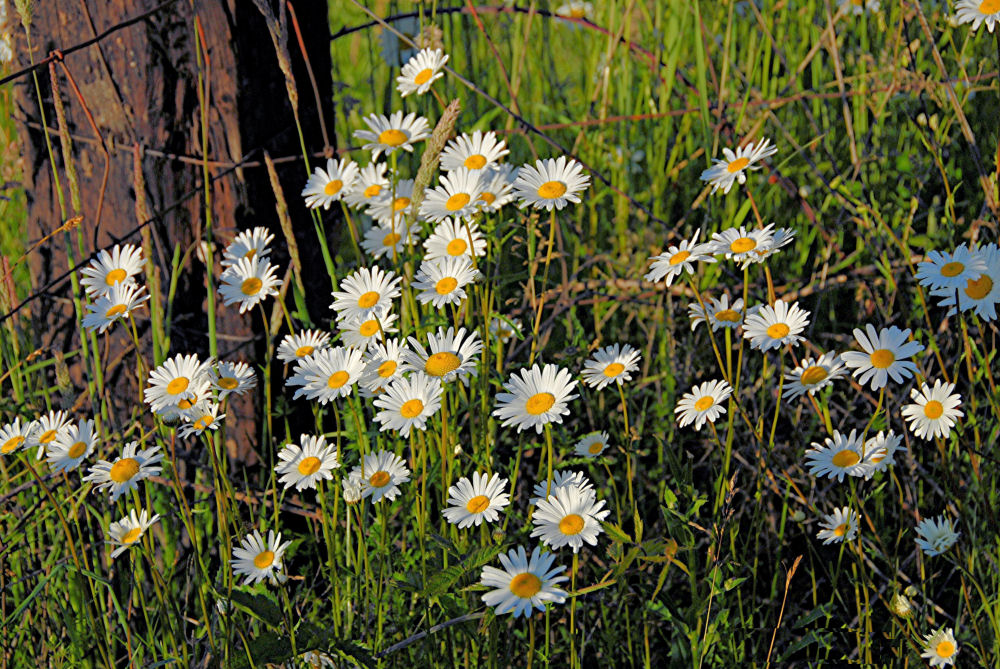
603 521 631 544
228 589 283 627
424 544 504 597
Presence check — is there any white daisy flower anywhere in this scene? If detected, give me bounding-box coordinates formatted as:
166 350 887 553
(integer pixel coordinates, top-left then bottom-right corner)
412 256 479 309
221 227 275 267
82 282 149 334
688 294 745 332
699 137 777 195
493 364 579 434
144 353 214 415
708 225 776 266
344 161 390 209
210 360 257 399
330 266 402 323
352 450 411 503
276 434 340 492
366 178 415 225
0 417 37 456
921 627 959 667
30 410 73 459
838 0 880 14
420 168 486 222
79 243 145 297
83 441 163 502
396 48 448 97
901 380 963 440
804 430 875 482
475 164 517 212
489 316 521 343
742 299 811 351
815 506 859 545
107 508 161 558
914 245 988 292
231 529 292 586
402 326 482 384
288 346 365 404
177 400 225 439
581 343 641 390
361 220 418 260
47 419 98 473
914 515 960 557
955 0 1000 32
932 243 1000 321
783 352 847 399
530 470 595 504
750 227 797 263
372 372 443 437
442 472 510 529
353 111 430 160
301 157 359 210
218 256 281 314
479 546 568 618
574 431 611 458
440 130 510 172
643 231 716 285
359 338 408 394
840 324 924 390
513 156 591 211
277 330 331 364
338 311 398 352
555 1 593 19
865 430 906 472
423 218 487 261
675 380 732 431
531 483 610 553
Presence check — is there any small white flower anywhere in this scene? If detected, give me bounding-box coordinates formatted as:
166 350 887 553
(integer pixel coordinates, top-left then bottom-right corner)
815 506 859 545
700 138 777 195
275 434 340 492
675 380 732 431
900 380 963 440
644 231 716 285
442 472 510 529
914 515 959 557
396 48 448 97
301 158 359 210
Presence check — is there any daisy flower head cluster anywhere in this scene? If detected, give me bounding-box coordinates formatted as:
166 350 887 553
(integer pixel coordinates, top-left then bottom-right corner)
144 352 249 436
79 243 150 334
707 223 796 268
218 231 281 314
918 242 1000 321
700 137 777 194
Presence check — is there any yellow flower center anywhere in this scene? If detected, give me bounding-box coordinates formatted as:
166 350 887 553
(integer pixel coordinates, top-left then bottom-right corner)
924 400 944 419
669 250 691 265
936 640 956 658
559 513 585 535
105 304 128 319
357 291 380 309
110 457 141 483
400 399 424 418
940 261 965 277
446 238 468 256
67 441 87 458
2 436 24 454
253 550 275 569
241 277 262 296
369 470 391 487
715 309 740 322
870 349 895 369
537 181 568 199
525 392 556 415
766 323 790 339
377 360 398 378
382 232 401 246
413 68 434 85
445 193 471 211
121 527 143 544
464 154 487 169
833 523 848 537
694 396 714 411
104 268 127 285
393 196 411 212
378 129 408 147
478 191 497 205
980 0 1000 13
603 362 626 377
178 398 195 410
166 377 189 395
509 572 542 598
831 450 860 468
588 441 605 455
298 456 322 476
729 237 756 253
425 352 461 377
364 183 383 199
324 179 343 196
39 429 58 444
218 377 239 390
359 320 380 337
569 7 587 17
800 365 829 386
435 277 459 295
727 157 750 173
466 494 491 513
964 274 994 300
193 414 214 431
295 345 315 358
327 371 350 389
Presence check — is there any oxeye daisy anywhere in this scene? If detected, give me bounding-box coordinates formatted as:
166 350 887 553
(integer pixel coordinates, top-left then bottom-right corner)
581 343 641 390
531 483 610 552
442 472 511 529
915 515 960 556
330 266 402 323
47 419 98 473
354 111 430 159
955 0 1000 32
865 430 906 472
360 338 408 394
361 220 418 260
699 137 777 194
530 470 595 504
0 417 37 455
82 282 149 333
440 130 510 173
688 294 745 332
403 326 482 384
396 47 448 97
742 299 811 351
339 311 399 352
219 256 281 314
750 226 796 263
493 364 579 434
79 243 145 297
412 256 479 309
574 431 611 458
708 225 776 266
144 353 214 415
423 218 487 261
675 380 732 431
476 164 517 212
932 243 1000 321
838 0 880 14
840 324 925 390
30 410 72 458
288 346 365 404
277 330 331 364
83 441 163 501
372 372 443 437
420 168 486 222
901 380 963 440
210 360 257 399
231 529 292 586
489 316 521 343
804 430 875 482
366 178 415 225
921 627 959 667
480 546 568 618
816 507 859 545
301 157 359 210
555 1 593 19
514 156 591 211
177 400 225 439
783 352 847 399
275 434 340 492
643 231 716 285
344 161 390 209
915 245 988 292
352 449 411 503
222 226 274 267
107 508 161 558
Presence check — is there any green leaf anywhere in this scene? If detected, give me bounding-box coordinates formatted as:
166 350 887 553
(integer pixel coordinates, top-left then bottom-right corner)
4 564 63 627
603 521 632 544
424 544 504 597
228 589 283 627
